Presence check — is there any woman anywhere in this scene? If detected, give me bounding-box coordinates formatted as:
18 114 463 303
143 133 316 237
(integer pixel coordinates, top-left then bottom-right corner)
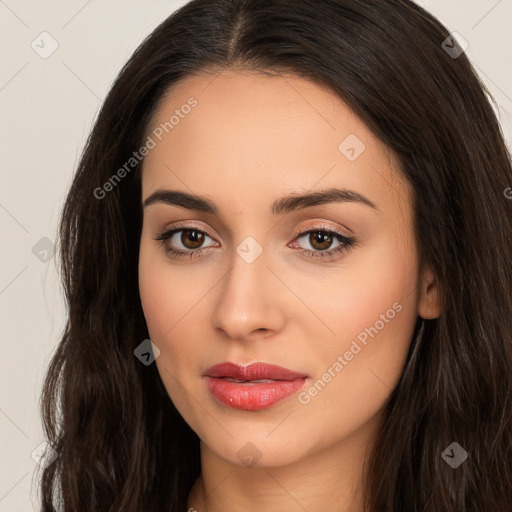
39 0 512 510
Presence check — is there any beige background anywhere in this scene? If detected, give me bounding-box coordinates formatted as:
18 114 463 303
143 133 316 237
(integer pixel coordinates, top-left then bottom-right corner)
0 1 511 510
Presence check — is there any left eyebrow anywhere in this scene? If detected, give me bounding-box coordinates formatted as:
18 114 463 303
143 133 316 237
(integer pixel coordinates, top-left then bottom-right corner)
271 187 379 215
142 187 380 215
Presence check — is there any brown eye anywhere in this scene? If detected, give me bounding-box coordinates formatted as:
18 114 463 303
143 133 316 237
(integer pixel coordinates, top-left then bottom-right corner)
308 231 335 251
180 229 205 249
153 226 218 259
292 227 356 260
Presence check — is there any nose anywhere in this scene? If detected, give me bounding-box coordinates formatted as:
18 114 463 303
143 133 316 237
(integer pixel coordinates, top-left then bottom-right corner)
210 243 287 341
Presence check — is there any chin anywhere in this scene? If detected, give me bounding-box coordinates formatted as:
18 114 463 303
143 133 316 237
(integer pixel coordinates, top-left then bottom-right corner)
203 430 312 469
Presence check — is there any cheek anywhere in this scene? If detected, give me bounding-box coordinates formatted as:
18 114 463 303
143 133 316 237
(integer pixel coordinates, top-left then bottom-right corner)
138 247 195 400
303 229 418 342
138 239 182 342
298 234 420 418
138 239 214 362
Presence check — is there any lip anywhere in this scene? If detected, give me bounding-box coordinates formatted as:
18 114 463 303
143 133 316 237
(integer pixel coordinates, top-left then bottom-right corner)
203 361 308 381
203 362 309 411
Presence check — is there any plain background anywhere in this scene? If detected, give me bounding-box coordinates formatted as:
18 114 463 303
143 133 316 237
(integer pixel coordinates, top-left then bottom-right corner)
0 1 511 510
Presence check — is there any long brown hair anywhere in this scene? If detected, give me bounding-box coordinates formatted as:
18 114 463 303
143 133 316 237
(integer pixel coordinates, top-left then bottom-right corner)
39 0 512 510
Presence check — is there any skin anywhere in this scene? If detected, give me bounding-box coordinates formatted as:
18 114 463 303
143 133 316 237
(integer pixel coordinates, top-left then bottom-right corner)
138 69 440 512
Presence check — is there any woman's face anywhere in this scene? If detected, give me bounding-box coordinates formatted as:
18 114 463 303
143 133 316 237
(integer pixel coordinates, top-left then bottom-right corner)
138 70 439 468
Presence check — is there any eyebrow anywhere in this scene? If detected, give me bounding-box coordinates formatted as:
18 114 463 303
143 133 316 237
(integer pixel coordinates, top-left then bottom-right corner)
142 187 379 215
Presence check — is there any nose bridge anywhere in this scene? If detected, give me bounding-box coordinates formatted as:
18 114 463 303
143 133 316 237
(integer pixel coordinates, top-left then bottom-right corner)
211 234 283 339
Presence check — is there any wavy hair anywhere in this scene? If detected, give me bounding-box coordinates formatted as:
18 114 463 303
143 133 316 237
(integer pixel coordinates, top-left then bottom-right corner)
39 0 512 510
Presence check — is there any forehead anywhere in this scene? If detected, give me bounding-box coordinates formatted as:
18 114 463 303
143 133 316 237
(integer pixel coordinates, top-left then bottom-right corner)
141 69 410 216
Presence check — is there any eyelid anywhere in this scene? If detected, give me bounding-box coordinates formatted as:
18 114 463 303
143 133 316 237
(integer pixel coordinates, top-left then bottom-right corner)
163 219 353 239
159 219 353 244
294 220 352 238
162 220 219 241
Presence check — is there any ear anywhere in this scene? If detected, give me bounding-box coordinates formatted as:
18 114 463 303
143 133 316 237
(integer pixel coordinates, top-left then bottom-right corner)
418 264 441 319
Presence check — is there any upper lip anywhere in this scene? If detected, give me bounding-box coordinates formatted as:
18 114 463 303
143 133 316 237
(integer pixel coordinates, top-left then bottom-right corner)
203 362 308 381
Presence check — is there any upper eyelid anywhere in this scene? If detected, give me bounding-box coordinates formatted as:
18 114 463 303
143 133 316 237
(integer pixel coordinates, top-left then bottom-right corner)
160 223 218 242
160 218 352 238
157 224 353 246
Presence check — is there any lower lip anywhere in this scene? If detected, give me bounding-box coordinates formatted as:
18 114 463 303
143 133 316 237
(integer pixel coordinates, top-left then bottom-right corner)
204 376 308 411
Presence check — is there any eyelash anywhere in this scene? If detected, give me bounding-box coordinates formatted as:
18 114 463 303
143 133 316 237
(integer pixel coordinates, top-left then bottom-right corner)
153 223 357 261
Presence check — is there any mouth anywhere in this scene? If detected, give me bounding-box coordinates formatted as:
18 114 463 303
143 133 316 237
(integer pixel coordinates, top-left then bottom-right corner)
203 361 309 411
214 377 279 383
203 361 308 381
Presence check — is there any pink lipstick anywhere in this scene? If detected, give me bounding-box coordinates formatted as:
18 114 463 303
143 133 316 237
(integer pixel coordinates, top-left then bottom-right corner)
203 362 308 411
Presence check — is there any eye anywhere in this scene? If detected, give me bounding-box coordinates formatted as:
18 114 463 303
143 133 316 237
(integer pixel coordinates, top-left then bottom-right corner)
153 226 218 259
153 223 357 261
291 227 357 260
